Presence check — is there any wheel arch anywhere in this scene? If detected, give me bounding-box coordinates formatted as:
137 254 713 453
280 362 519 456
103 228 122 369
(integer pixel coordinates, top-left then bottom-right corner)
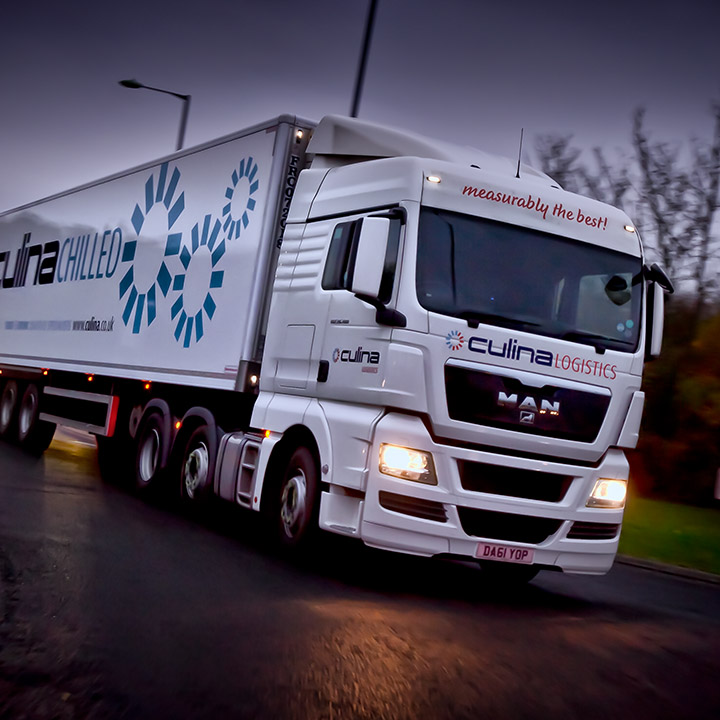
258 424 322 513
172 406 219 455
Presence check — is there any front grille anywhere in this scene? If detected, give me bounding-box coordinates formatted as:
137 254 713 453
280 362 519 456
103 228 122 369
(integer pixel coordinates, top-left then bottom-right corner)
567 521 620 540
379 491 448 523
459 461 573 502
457 507 562 543
445 365 610 442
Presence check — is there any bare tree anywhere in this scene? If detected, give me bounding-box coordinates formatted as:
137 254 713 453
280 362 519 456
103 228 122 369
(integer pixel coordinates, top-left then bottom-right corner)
534 135 631 208
632 108 693 287
686 103 720 322
633 105 720 329
580 147 632 209
534 135 582 193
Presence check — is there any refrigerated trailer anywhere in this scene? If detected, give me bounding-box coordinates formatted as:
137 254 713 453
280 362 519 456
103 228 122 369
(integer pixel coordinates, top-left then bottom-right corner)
0 114 673 579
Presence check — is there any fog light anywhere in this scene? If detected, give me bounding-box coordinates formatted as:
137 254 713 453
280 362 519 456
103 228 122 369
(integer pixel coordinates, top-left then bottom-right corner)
587 479 627 508
379 444 437 485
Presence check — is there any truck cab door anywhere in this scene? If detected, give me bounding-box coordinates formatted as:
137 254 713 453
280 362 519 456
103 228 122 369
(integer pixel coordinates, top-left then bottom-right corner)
316 211 404 401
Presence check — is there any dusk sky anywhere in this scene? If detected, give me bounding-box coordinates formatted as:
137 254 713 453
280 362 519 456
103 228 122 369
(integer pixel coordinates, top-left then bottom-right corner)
2 0 719 212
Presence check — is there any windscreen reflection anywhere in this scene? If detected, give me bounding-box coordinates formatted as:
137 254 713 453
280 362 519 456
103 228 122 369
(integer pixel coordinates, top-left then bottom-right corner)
416 208 643 353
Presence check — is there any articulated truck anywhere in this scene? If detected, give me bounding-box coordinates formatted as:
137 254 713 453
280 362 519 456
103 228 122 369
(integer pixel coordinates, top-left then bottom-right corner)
0 114 672 580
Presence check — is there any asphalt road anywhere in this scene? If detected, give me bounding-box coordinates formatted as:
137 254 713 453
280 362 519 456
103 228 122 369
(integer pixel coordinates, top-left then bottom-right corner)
1 430 719 720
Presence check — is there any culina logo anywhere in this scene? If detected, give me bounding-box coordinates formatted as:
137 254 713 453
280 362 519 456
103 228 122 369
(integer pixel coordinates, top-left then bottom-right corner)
445 330 465 351
332 346 381 364
116 158 259 346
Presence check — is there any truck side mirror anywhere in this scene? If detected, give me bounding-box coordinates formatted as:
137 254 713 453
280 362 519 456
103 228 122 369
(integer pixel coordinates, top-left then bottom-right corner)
647 282 665 359
644 262 673 360
647 262 674 294
350 217 390 299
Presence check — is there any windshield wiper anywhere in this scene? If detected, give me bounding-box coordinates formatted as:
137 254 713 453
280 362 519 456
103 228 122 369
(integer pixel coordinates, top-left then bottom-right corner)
456 310 540 330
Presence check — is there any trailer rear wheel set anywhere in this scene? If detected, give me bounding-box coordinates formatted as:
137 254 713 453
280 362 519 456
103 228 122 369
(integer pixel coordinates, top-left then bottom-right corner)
0 379 56 455
1 374 319 553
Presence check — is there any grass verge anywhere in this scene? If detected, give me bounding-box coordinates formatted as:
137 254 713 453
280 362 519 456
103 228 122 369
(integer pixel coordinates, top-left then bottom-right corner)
619 495 720 576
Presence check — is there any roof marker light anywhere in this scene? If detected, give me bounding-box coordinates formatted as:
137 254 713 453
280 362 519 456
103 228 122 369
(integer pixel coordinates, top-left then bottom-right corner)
624 224 636 233
426 175 441 184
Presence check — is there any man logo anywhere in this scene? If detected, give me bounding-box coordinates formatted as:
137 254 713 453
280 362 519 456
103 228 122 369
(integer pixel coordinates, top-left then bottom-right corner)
497 391 560 417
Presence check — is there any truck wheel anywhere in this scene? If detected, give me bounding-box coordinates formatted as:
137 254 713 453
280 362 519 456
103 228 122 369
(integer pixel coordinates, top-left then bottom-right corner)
17 383 56 455
179 425 216 502
135 412 168 493
272 446 319 549
0 380 20 439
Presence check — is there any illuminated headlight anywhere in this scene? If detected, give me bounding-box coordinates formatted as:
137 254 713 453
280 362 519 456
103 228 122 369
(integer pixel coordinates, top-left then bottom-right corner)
379 444 437 485
586 479 627 508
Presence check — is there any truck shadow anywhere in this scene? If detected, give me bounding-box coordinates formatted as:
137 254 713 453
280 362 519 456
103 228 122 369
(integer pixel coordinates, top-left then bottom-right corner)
172 494 613 616
80 438 638 618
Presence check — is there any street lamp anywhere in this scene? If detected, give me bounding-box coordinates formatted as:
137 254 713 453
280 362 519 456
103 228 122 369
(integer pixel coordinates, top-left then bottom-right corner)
350 0 378 118
118 79 191 151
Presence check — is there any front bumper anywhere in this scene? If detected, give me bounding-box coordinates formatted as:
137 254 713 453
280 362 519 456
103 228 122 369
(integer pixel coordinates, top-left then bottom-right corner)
320 413 627 575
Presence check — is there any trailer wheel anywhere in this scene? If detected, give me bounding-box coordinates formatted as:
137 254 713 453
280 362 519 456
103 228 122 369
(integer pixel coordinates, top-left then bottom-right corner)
0 380 20 439
17 383 55 455
271 445 319 549
135 412 168 493
179 424 216 503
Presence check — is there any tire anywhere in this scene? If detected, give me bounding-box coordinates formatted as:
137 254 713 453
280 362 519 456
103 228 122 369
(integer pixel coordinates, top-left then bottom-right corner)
135 412 168 493
269 445 319 549
179 424 217 503
17 383 56 456
0 380 20 439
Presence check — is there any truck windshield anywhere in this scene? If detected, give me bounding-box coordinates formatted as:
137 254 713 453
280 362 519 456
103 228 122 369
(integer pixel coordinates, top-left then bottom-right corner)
417 207 643 353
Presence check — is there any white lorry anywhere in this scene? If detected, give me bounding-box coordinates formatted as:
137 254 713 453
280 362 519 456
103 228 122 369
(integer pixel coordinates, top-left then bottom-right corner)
0 114 672 579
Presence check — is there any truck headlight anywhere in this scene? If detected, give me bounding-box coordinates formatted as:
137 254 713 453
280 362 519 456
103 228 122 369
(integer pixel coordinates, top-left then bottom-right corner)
379 444 437 485
586 479 627 508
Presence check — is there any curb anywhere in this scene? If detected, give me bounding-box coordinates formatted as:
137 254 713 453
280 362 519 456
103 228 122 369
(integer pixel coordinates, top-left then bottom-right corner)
617 554 720 585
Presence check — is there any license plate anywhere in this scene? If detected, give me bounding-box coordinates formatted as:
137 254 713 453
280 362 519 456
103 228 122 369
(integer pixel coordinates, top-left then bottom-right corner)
475 543 535 565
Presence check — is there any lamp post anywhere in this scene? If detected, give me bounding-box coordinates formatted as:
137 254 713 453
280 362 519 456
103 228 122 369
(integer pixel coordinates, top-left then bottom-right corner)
350 0 378 118
118 79 191 151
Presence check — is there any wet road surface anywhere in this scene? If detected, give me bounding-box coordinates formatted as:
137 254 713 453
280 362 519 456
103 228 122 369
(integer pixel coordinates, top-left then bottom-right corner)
1 430 719 719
